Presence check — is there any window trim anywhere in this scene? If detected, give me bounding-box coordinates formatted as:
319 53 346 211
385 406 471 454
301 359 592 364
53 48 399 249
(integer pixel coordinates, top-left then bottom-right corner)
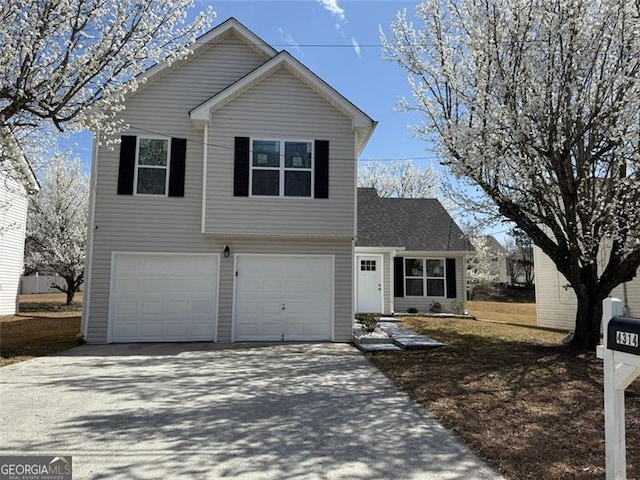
248 137 314 198
133 135 171 197
404 257 447 298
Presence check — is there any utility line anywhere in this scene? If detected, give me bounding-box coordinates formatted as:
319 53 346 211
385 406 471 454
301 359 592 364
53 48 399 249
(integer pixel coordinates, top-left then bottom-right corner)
127 125 441 162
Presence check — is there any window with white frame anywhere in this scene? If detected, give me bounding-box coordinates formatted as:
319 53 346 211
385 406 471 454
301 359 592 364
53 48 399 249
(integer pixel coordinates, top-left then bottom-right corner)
405 258 445 297
136 137 170 195
251 139 312 197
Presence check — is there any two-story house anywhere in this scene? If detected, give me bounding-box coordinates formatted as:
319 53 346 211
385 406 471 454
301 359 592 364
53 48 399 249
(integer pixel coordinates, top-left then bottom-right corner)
81 18 376 343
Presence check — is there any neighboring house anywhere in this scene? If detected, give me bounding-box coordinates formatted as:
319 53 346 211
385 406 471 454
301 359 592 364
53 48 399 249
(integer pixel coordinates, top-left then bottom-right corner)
534 247 640 330
484 235 508 284
81 18 377 343
0 157 39 315
355 188 473 314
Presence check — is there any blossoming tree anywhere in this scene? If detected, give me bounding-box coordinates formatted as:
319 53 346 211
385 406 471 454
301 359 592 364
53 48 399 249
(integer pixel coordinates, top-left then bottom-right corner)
0 0 214 172
381 0 640 349
24 156 88 305
358 159 441 198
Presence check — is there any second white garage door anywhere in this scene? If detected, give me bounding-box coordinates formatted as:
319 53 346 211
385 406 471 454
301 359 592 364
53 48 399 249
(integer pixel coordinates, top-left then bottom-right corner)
109 253 218 342
234 255 333 341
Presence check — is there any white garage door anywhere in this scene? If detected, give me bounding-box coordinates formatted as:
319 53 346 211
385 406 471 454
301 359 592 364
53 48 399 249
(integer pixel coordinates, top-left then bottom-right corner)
110 253 218 342
235 255 333 341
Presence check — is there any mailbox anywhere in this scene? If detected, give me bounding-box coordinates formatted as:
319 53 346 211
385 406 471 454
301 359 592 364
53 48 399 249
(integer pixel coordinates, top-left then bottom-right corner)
607 315 640 355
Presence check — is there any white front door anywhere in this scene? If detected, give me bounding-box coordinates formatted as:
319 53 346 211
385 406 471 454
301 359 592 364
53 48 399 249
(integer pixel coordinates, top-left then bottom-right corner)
356 255 383 313
234 255 333 341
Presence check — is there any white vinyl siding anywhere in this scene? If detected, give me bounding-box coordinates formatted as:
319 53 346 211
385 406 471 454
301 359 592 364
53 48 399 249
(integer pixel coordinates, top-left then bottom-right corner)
0 175 28 315
534 246 640 330
205 68 356 236
85 34 265 342
85 34 357 343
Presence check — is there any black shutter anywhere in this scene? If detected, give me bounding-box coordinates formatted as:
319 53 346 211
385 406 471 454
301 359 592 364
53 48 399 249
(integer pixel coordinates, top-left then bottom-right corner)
117 135 137 195
168 138 186 197
314 140 329 198
446 258 457 298
234 137 250 197
394 257 404 298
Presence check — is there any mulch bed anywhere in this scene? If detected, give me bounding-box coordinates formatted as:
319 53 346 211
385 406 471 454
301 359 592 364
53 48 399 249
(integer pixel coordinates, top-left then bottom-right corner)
366 316 640 480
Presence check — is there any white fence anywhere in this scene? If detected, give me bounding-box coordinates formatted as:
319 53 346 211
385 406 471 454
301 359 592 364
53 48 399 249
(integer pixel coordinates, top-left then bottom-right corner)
20 274 83 294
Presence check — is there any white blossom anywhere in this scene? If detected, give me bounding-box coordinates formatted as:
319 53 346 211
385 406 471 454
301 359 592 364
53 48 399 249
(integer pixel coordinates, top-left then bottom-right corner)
0 0 215 169
24 155 89 304
358 159 441 198
382 0 640 348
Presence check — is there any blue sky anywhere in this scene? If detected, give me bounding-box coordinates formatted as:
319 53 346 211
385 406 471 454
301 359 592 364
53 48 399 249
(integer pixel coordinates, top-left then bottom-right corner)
207 0 431 165
65 0 509 241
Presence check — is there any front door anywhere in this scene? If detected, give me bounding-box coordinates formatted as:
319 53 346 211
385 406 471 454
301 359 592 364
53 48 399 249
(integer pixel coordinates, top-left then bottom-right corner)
356 255 383 313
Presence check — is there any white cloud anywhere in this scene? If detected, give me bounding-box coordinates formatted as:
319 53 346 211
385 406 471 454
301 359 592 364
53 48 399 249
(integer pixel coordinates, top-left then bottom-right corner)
317 0 346 24
278 27 304 58
351 38 361 59
317 0 361 59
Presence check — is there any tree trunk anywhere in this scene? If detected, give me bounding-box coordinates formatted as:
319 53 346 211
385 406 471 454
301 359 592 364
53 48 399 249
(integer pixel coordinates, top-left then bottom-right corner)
572 287 604 350
65 288 75 306
64 275 77 305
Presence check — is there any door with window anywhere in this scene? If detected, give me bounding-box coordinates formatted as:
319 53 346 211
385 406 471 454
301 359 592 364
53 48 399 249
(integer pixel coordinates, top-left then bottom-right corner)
356 255 383 313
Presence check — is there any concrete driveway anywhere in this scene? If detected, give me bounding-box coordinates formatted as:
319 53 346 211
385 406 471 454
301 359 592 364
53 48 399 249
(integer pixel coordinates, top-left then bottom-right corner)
0 343 503 479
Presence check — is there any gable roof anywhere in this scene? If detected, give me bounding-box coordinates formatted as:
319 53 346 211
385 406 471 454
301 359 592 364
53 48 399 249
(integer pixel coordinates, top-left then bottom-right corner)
189 48 377 155
1 155 39 194
484 235 507 254
137 18 277 87
356 188 472 252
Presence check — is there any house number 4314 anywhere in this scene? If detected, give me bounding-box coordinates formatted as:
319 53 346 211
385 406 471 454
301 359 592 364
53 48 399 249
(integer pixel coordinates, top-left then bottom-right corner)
616 331 639 348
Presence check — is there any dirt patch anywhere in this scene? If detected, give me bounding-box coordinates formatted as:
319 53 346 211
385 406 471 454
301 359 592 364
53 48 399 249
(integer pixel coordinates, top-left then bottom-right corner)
0 314 81 367
1 293 83 367
366 316 640 480
19 292 83 313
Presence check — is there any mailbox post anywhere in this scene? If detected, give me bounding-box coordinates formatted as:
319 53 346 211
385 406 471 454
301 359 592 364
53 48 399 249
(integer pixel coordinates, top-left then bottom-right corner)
596 315 640 479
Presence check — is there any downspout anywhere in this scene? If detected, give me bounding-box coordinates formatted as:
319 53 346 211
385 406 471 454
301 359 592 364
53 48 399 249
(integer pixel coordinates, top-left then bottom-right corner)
80 132 100 340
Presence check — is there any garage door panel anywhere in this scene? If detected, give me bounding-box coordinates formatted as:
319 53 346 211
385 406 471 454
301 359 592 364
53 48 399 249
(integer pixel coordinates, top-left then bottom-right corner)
110 254 218 343
192 300 215 315
235 255 332 341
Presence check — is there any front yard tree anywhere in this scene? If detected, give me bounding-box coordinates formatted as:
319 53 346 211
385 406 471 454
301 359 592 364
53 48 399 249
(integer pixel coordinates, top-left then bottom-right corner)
358 159 440 198
0 0 213 171
25 156 88 305
381 0 640 349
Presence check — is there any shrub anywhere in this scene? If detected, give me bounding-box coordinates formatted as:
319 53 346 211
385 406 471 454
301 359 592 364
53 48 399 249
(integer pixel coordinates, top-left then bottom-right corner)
450 299 466 315
407 307 418 314
429 301 444 313
357 313 379 333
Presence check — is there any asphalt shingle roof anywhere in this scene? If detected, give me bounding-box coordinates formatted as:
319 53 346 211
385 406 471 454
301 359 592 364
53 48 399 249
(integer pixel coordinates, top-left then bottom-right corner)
356 188 473 252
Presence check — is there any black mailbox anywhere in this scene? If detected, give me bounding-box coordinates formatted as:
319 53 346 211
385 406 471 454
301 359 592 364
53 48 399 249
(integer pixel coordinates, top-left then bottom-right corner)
607 316 640 355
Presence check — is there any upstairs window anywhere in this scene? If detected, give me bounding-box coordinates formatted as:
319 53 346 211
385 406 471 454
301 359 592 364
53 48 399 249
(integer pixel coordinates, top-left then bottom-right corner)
135 137 170 195
251 139 313 197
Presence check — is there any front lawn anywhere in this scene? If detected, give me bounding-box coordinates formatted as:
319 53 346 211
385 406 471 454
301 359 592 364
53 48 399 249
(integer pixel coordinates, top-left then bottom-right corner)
0 293 82 367
367 317 640 479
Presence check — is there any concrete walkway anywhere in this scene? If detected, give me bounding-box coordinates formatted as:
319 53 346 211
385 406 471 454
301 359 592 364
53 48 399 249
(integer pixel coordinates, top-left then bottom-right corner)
0 343 503 479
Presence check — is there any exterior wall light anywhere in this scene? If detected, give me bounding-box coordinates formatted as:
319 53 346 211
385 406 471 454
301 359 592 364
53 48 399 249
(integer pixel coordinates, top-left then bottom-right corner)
223 245 231 258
